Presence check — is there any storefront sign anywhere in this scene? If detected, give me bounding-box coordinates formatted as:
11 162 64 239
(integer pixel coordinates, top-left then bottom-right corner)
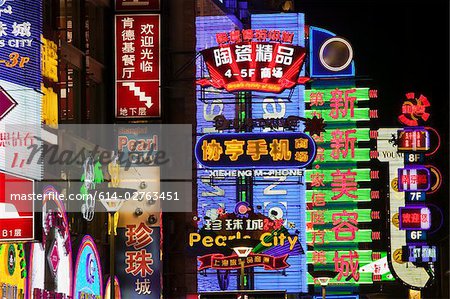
116 224 161 298
397 128 429 152
115 15 160 118
0 171 34 241
398 167 430 192
117 126 158 167
0 0 42 89
115 0 160 11
195 132 316 169
0 243 26 299
198 253 289 271
73 236 103 299
402 245 436 263
399 206 431 230
197 29 308 93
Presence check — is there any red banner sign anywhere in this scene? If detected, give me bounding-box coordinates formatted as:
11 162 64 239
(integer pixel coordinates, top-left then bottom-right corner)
115 0 160 11
197 41 307 93
0 171 34 241
115 15 160 118
198 253 289 271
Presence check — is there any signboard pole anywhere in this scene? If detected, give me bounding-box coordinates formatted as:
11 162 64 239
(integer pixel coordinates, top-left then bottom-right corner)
110 211 116 299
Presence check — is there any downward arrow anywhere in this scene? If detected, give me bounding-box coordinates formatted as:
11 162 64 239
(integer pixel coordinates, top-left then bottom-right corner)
122 82 153 108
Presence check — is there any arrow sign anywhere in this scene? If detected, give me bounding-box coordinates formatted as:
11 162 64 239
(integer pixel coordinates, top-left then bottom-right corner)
0 86 17 121
122 82 153 108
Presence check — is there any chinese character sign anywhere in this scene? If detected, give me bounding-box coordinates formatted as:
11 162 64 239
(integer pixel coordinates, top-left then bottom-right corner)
0 0 42 89
115 15 160 118
197 28 307 93
195 132 316 168
198 42 306 93
116 224 161 298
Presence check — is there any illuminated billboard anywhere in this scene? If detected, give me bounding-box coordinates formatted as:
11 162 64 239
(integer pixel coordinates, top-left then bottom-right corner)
197 28 308 93
115 14 161 118
0 0 42 89
195 132 316 169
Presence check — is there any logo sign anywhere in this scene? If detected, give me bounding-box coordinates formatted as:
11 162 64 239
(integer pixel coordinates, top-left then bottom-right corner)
0 0 42 89
47 239 60 277
0 171 34 241
406 231 427 242
397 128 429 152
198 253 289 271
0 86 17 120
398 167 430 192
398 93 430 126
115 0 160 11
402 245 436 263
399 206 431 230
73 235 103 299
197 29 308 93
115 15 160 118
195 132 316 169
309 27 355 78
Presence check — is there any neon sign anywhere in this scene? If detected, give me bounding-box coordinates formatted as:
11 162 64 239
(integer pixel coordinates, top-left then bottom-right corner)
195 132 316 169
197 29 308 93
398 167 430 192
398 92 430 126
399 206 431 230
402 245 436 263
397 128 429 152
198 253 289 271
73 236 103 299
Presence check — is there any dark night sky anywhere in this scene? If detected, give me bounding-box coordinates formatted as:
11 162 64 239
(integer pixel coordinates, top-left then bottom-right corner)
295 0 449 130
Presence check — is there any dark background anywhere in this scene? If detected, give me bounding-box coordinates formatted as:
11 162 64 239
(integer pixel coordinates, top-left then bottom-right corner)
295 0 449 297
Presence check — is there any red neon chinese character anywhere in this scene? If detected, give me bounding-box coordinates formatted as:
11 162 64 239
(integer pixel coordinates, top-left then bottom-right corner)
331 210 359 241
310 172 325 187
333 250 360 281
315 147 325 162
331 169 358 200
254 29 268 41
229 30 242 43
312 132 325 143
311 230 325 245
330 129 357 160
242 29 254 41
311 192 326 207
329 88 356 119
216 32 229 45
281 31 294 44
125 249 154 277
125 223 154 250
310 92 324 107
312 250 326 264
402 213 411 223
268 30 281 42
311 210 325 225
